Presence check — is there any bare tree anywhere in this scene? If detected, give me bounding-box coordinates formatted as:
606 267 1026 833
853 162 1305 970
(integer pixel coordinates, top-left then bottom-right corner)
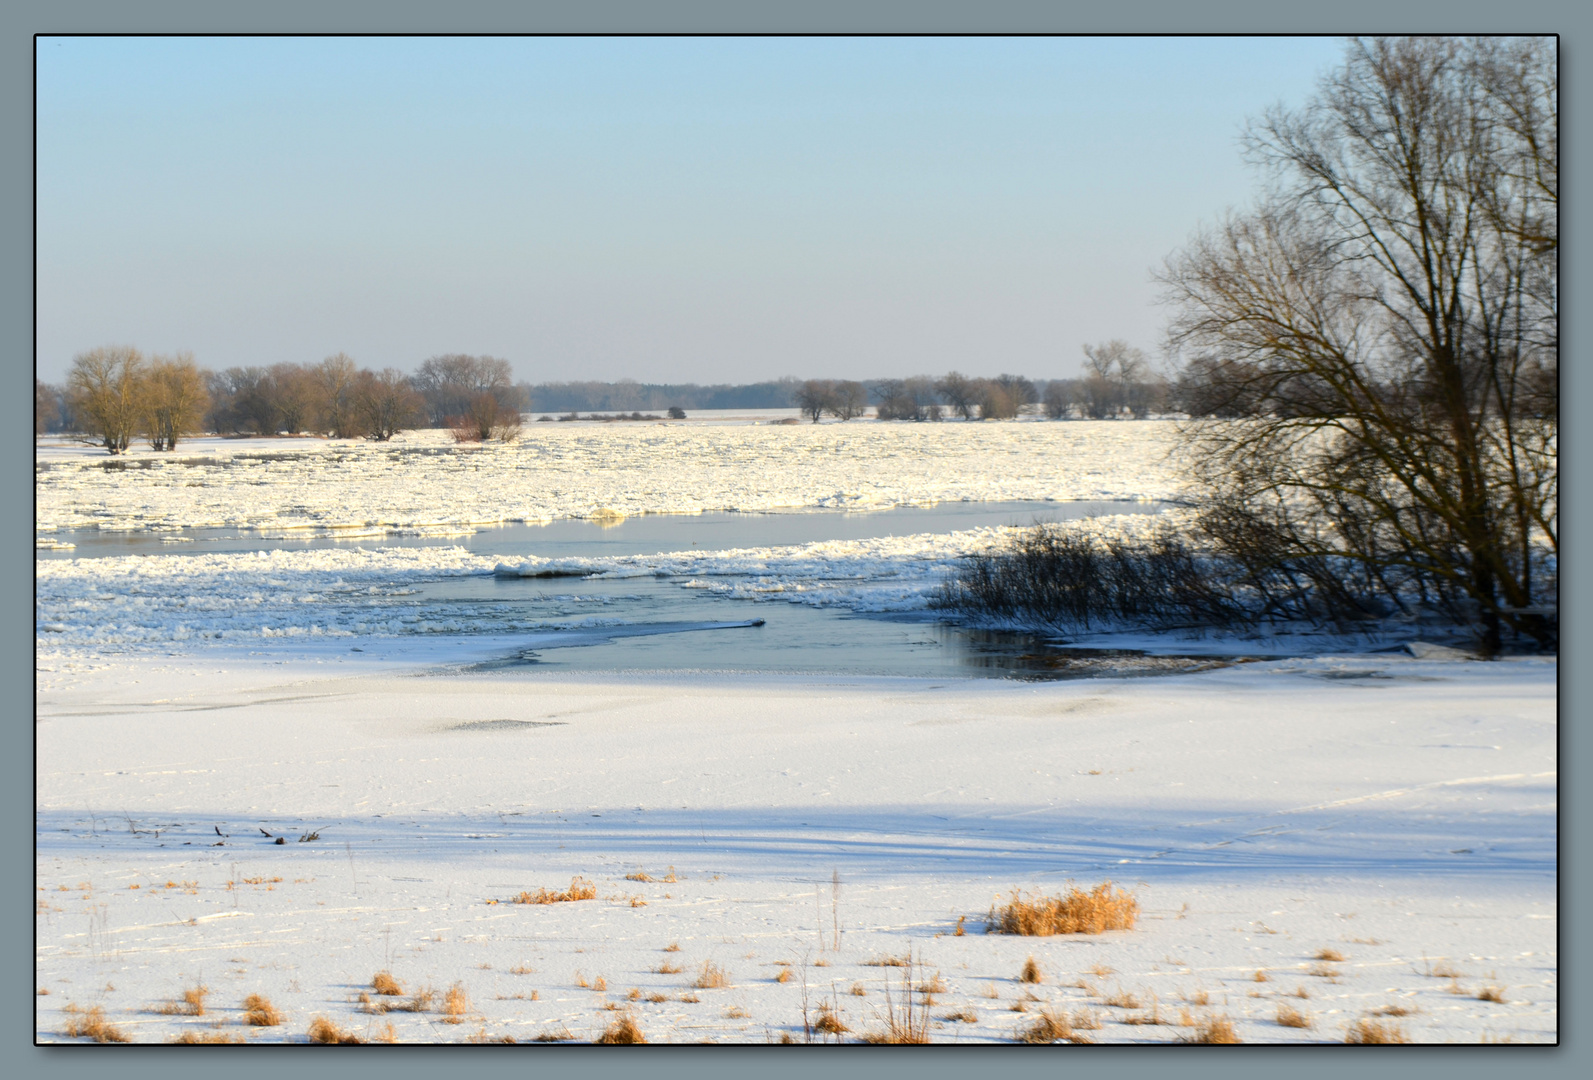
1161 37 1556 651
356 367 424 441
935 372 979 419
827 380 869 421
793 379 836 423
269 363 323 435
413 354 520 426
974 380 1017 419
316 353 364 438
67 346 145 454
143 352 209 450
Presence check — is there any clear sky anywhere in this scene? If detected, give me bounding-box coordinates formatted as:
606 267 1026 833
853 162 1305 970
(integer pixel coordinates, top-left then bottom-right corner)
36 35 1346 384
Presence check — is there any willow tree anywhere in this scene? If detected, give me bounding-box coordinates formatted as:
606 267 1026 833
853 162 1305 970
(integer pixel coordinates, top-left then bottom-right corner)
67 345 146 454
1161 37 1556 651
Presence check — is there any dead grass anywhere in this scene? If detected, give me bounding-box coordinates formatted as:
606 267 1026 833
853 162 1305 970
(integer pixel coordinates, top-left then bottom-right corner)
514 876 598 905
1018 956 1042 984
814 1001 850 1035
1253 970 1269 983
941 1008 978 1024
678 992 700 1003
647 993 667 1004
918 971 948 995
1102 987 1142 1009
1122 996 1171 1026
533 1027 576 1042
655 961 683 975
774 966 793 984
1308 963 1342 978
594 1012 646 1044
1276 1004 1312 1029
861 967 931 1045
1425 958 1463 979
1345 1018 1410 1044
440 982 469 1024
723 1006 750 1019
307 1016 364 1044
242 993 281 1026
371 971 404 996
625 870 654 882
1315 947 1347 962
863 953 911 968
170 1029 246 1044
1477 985 1506 1004
1179 1015 1242 1044
1291 986 1310 999
663 941 681 952
988 881 1139 936
691 960 731 990
850 983 867 997
61 1004 129 1043
1014 1006 1094 1044
1087 964 1115 978
1184 988 1211 1006
1369 1003 1418 1017
509 965 535 976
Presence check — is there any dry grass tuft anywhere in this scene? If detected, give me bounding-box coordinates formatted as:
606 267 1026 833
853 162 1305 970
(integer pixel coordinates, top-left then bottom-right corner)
371 971 404 996
723 1006 750 1019
1015 1006 1094 1044
861 981 931 1044
591 976 608 993
1308 963 1342 978
533 1027 575 1042
655 961 683 975
989 881 1139 936
307 1016 364 1044
594 1012 646 1044
663 941 681 952
647 993 667 1004
941 1008 978 1024
678 992 700 1003
1291 986 1310 999
1253 970 1269 983
1369 1003 1417 1017
1477 985 1506 1004
850 983 868 997
1184 988 1211 1006
514 877 598 905
863 953 911 968
625 870 654 882
692 960 731 990
61 1004 130 1043
1180 1015 1242 1044
1102 987 1142 1009
1276 1004 1313 1029
509 965 535 976
814 1001 850 1035
242 993 281 1026
1019 956 1043 984
1315 947 1347 962
919 971 948 995
1345 1018 1409 1044
441 982 469 1024
774 966 793 984
627 987 642 1001
170 1029 245 1044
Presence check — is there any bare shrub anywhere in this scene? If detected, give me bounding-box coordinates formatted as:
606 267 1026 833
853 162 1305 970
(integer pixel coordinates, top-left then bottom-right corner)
989 882 1140 936
938 527 1244 633
861 962 930 1044
441 982 469 1024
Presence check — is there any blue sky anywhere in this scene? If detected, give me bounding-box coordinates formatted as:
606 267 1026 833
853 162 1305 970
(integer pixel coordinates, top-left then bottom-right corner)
35 36 1345 383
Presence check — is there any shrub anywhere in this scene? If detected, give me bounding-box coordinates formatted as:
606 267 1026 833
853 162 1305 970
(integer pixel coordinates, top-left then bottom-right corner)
371 971 403 996
989 882 1139 936
594 1012 646 1044
937 526 1244 632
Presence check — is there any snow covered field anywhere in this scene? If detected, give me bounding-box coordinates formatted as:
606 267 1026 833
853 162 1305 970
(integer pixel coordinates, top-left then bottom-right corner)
35 421 1556 1043
36 656 1556 1044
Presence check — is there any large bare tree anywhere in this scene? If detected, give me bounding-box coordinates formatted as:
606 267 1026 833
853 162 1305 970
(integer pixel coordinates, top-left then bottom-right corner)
1162 37 1556 651
143 352 209 450
67 345 146 454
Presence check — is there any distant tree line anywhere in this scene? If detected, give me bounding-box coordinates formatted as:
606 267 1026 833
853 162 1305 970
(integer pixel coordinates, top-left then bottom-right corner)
38 342 1179 451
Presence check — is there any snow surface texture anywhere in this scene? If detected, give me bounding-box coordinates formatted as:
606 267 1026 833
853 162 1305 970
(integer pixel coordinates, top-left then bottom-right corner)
36 656 1556 1043
34 422 1178 535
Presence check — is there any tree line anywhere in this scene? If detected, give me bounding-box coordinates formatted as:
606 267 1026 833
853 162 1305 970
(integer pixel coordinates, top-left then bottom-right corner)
38 352 530 452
